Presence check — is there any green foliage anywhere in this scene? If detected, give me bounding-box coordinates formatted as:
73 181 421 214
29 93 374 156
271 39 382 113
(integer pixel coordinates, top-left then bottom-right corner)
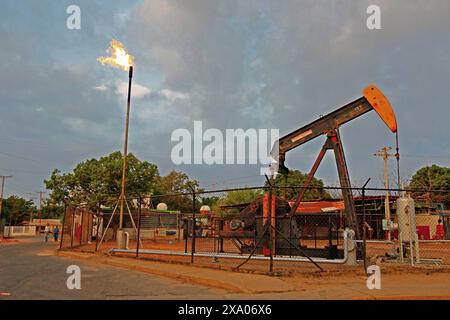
201 196 220 207
155 170 201 212
41 200 65 219
213 189 264 216
409 164 450 206
1 196 37 225
44 151 159 208
266 169 331 200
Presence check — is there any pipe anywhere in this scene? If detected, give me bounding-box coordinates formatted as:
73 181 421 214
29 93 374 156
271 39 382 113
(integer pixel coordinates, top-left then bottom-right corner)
110 229 351 265
408 203 415 266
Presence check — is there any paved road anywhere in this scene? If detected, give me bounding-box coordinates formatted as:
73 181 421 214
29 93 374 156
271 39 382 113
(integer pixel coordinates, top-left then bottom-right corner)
0 237 226 299
5 237 449 300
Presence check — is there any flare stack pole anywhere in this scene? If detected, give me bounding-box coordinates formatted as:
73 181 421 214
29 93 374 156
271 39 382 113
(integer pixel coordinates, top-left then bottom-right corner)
118 65 133 243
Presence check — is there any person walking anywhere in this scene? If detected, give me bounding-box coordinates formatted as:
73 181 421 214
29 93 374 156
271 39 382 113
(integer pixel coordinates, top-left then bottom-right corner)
53 225 60 242
44 224 50 242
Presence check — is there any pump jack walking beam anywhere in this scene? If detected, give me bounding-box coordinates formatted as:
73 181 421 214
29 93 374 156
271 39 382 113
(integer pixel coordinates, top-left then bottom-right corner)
271 84 397 238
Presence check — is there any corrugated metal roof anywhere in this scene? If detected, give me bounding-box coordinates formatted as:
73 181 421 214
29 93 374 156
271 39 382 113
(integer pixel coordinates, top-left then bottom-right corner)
289 200 345 213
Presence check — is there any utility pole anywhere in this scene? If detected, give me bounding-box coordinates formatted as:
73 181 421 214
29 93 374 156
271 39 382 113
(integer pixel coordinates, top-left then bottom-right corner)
37 191 45 233
26 193 36 223
0 176 12 234
374 147 395 240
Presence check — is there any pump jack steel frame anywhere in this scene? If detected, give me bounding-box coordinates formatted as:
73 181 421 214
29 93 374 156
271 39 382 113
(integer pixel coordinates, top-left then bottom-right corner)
290 128 359 235
271 84 398 240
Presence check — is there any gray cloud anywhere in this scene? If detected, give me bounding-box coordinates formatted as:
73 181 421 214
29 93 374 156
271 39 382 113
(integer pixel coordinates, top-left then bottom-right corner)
0 0 449 198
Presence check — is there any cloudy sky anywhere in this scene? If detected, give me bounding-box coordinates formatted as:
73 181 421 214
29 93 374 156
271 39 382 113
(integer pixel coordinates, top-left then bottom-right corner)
1 0 449 200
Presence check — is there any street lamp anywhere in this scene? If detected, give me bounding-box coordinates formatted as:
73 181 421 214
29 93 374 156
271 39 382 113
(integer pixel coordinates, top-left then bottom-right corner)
98 40 135 248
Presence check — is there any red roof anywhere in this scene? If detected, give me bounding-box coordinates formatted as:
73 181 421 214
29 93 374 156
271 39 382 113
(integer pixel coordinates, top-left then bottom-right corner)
289 200 345 213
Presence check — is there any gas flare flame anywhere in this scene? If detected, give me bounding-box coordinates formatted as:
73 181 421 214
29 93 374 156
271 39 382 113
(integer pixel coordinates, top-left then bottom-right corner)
97 39 134 71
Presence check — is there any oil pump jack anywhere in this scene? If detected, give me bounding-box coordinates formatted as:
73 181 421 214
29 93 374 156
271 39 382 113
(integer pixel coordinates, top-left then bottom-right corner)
223 84 398 259
270 84 398 239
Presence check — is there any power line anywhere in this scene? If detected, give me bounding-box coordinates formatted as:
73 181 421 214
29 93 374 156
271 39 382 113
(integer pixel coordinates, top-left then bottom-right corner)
0 151 48 167
0 167 47 176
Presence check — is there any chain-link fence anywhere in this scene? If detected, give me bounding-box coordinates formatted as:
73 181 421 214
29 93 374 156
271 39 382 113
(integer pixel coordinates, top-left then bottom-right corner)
59 184 450 273
60 206 95 249
359 187 450 265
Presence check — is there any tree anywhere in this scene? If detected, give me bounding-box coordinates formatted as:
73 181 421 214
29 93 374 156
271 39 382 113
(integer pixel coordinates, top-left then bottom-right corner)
213 189 264 215
41 199 65 219
154 170 201 212
44 151 159 208
266 170 331 200
409 164 450 207
201 196 220 207
2 196 37 225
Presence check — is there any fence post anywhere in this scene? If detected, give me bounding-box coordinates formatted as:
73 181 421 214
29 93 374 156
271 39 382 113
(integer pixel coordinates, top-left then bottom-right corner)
95 203 100 252
267 180 274 274
269 191 273 273
70 208 75 248
314 223 318 248
136 195 142 258
191 187 196 264
59 203 67 250
88 210 93 245
184 217 188 253
219 220 224 253
79 208 84 247
362 178 371 274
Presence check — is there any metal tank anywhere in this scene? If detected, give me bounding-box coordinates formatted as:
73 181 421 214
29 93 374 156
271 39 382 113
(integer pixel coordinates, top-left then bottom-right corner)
396 196 417 242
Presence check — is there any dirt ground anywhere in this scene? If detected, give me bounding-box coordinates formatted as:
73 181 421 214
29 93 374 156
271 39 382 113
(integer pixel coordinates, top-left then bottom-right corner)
366 241 450 264
60 243 450 299
69 238 450 278
285 270 450 299
0 237 21 245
